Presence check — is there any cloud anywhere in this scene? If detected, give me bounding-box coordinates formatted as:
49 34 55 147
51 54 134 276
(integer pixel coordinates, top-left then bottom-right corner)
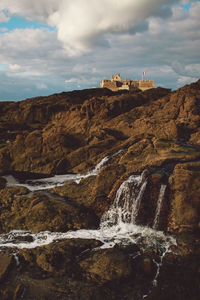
0 0 199 100
65 78 77 84
0 1 59 22
0 0 178 55
172 61 200 78
0 10 10 23
177 75 199 86
0 27 8 33
36 82 48 90
8 63 21 72
0 28 61 66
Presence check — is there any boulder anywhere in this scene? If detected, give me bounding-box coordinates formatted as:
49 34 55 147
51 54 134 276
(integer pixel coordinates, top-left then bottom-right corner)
79 247 132 283
0 253 15 282
20 239 102 275
0 187 98 233
168 162 200 232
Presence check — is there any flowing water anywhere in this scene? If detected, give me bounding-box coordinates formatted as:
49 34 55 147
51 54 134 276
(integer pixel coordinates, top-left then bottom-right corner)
101 172 148 227
0 166 176 251
0 157 176 298
153 184 167 230
2 155 111 191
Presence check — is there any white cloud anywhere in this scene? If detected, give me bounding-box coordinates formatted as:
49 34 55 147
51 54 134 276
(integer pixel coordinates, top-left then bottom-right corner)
177 75 199 86
8 63 21 72
0 1 60 22
36 82 48 90
0 28 62 71
0 10 10 23
0 0 178 56
65 78 77 84
0 27 8 33
0 0 199 100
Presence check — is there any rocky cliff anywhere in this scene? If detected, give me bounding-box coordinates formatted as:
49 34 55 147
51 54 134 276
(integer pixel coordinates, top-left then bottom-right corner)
0 81 200 299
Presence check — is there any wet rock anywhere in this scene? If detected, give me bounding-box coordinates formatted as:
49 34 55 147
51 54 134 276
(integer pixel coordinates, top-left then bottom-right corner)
0 253 15 282
0 176 6 189
13 284 25 300
91 163 126 217
143 257 152 275
155 252 200 300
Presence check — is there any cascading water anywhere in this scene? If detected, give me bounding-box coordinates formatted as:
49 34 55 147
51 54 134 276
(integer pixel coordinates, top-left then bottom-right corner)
101 172 148 228
0 163 177 300
0 167 175 251
153 184 167 230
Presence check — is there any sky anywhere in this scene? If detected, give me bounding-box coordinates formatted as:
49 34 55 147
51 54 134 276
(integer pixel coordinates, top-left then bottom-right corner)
0 0 200 101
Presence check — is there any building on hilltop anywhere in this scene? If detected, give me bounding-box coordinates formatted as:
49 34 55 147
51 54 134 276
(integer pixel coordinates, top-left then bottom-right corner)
100 73 154 91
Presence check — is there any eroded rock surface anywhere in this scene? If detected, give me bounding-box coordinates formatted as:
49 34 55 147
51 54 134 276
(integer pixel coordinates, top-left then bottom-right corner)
0 81 200 299
0 187 98 233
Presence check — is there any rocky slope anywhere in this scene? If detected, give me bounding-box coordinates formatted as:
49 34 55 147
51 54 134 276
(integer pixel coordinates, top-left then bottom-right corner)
0 81 200 299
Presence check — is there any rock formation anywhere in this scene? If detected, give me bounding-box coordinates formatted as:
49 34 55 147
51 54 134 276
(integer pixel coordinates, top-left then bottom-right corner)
0 80 200 299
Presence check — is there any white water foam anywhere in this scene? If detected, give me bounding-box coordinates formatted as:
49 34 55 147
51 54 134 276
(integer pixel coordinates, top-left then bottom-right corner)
0 166 177 300
0 225 176 251
101 172 147 227
0 168 175 253
3 155 110 191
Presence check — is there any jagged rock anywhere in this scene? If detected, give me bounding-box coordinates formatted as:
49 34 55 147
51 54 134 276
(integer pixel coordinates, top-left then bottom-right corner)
1 81 200 233
168 161 200 232
20 239 102 275
79 247 132 283
0 80 200 299
0 187 98 233
91 163 126 217
51 176 96 208
0 253 15 282
154 252 200 300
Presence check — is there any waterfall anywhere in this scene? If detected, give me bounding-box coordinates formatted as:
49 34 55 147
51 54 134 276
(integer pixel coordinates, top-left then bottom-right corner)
131 179 147 223
101 172 168 231
0 167 177 300
0 169 176 271
153 185 167 230
0 167 176 254
101 172 148 228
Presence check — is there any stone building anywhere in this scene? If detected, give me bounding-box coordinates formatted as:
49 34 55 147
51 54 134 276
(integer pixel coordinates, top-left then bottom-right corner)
100 73 154 91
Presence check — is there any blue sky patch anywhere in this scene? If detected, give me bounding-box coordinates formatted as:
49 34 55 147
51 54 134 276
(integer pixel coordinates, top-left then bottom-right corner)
0 14 56 32
181 3 191 11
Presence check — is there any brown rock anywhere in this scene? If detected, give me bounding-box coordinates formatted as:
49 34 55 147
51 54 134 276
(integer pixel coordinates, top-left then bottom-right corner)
79 247 132 283
0 253 14 282
51 176 96 208
0 187 98 233
168 162 200 232
20 239 102 275
143 257 152 275
91 163 126 217
0 176 6 189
